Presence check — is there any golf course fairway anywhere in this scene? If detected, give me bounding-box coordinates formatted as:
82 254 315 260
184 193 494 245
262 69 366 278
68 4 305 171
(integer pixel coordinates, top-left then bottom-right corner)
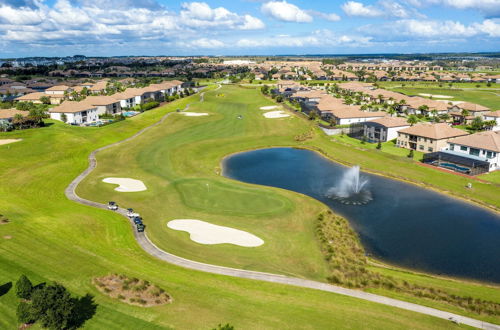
0 84 498 329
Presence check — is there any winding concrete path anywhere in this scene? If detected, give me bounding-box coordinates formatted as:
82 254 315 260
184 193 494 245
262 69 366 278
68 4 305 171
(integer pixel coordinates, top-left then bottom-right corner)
65 90 499 330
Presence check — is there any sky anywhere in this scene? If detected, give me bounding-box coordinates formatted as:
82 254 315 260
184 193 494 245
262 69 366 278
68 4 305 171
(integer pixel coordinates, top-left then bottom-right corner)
0 0 499 57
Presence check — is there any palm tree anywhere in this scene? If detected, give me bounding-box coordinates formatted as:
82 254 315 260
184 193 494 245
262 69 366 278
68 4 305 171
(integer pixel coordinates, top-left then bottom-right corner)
387 108 396 117
460 109 470 124
407 115 418 126
439 113 450 122
484 120 497 130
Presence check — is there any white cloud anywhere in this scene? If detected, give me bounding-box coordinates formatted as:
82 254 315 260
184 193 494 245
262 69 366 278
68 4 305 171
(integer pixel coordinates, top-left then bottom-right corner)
180 2 265 29
236 29 372 48
0 4 43 24
178 38 225 48
361 18 500 38
241 14 266 29
261 1 313 22
440 0 500 17
0 0 264 49
342 1 384 17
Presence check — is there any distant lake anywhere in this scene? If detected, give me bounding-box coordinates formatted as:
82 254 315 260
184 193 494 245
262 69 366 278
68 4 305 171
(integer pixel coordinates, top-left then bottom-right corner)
223 148 500 284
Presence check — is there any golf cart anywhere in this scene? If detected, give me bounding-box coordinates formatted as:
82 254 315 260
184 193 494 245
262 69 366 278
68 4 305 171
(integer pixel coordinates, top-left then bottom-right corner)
136 223 145 232
107 201 118 211
126 208 140 218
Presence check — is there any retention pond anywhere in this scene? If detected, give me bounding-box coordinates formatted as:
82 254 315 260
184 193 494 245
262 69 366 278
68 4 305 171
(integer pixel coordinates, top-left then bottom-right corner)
223 147 500 284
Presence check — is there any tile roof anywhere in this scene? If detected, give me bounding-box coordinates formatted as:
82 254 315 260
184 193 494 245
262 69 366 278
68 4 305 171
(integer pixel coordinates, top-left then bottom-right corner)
399 123 469 140
448 130 500 152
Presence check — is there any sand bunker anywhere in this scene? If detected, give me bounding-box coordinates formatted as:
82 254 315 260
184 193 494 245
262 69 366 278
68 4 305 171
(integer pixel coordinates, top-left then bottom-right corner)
180 112 209 116
167 219 264 247
103 178 147 192
260 105 279 110
419 93 453 99
263 111 290 118
436 100 464 105
0 139 22 146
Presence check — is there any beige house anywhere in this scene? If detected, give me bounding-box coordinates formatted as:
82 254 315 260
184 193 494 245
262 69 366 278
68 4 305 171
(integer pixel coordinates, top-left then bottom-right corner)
397 123 468 153
82 96 121 115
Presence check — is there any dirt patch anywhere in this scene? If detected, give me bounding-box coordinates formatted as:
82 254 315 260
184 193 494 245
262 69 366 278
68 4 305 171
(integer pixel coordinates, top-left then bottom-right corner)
3 235 12 239
94 274 171 307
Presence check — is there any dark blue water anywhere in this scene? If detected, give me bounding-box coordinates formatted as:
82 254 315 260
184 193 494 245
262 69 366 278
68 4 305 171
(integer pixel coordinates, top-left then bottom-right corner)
223 148 500 284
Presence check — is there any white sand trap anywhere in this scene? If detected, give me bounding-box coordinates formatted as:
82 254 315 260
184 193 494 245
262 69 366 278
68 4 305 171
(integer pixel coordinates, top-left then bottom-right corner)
419 93 453 99
0 139 22 146
437 100 464 105
167 219 264 247
260 105 279 110
180 112 209 116
102 178 147 192
263 111 290 118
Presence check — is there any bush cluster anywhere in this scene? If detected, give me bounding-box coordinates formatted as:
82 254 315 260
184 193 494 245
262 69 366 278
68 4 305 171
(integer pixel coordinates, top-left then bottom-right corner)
316 212 500 315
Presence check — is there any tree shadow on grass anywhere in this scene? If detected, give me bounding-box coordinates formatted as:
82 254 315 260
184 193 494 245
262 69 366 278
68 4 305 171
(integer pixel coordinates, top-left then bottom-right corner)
71 294 98 329
0 282 12 297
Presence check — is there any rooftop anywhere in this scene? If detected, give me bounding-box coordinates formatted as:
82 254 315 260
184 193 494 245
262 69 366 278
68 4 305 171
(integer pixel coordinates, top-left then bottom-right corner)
399 123 469 140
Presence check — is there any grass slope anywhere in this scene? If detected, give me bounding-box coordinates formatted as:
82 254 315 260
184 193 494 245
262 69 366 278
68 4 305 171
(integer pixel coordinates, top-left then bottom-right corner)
0 93 468 329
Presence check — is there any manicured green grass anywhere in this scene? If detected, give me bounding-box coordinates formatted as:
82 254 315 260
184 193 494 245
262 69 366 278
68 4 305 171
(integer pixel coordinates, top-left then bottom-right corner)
0 86 499 328
77 85 500 323
378 82 500 110
331 135 425 161
478 171 500 185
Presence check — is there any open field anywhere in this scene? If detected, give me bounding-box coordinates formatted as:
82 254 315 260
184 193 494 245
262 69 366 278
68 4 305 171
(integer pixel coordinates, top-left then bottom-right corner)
76 85 500 323
1 85 499 328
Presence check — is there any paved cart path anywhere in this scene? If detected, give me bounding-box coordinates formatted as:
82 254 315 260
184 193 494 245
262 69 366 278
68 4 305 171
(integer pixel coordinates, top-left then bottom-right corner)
65 89 499 330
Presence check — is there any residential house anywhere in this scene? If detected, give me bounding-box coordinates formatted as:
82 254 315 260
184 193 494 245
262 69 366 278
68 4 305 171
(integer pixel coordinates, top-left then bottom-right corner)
44 85 72 95
423 131 500 175
363 117 410 143
483 110 500 131
0 109 28 125
112 88 145 108
82 96 121 115
397 123 468 153
49 101 98 125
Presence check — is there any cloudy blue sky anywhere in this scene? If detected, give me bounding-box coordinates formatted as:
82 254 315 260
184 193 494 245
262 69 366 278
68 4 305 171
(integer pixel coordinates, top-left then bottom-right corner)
0 0 498 57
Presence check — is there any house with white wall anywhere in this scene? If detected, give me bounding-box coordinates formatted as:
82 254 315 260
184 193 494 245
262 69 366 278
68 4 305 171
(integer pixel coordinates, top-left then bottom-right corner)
423 130 500 175
44 85 72 96
483 110 500 131
49 101 98 125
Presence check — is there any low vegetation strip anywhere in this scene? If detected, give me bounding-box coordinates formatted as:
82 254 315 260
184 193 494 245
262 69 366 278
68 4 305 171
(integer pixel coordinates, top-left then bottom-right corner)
316 211 500 316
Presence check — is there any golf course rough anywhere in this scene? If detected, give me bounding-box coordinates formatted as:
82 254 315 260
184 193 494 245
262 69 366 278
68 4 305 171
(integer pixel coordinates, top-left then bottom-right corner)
1 85 498 329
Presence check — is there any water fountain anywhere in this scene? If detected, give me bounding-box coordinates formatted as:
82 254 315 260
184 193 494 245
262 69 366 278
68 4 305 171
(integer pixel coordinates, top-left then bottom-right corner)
327 165 372 205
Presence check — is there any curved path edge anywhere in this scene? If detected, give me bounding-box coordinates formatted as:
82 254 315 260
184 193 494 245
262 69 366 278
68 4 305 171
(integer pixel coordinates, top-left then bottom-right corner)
65 88 499 330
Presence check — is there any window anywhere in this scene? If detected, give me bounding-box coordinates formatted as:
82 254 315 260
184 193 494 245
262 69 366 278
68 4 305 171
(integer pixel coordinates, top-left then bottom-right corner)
419 145 424 150
486 151 493 159
460 146 467 151
469 148 480 156
428 147 433 152
449 143 455 150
